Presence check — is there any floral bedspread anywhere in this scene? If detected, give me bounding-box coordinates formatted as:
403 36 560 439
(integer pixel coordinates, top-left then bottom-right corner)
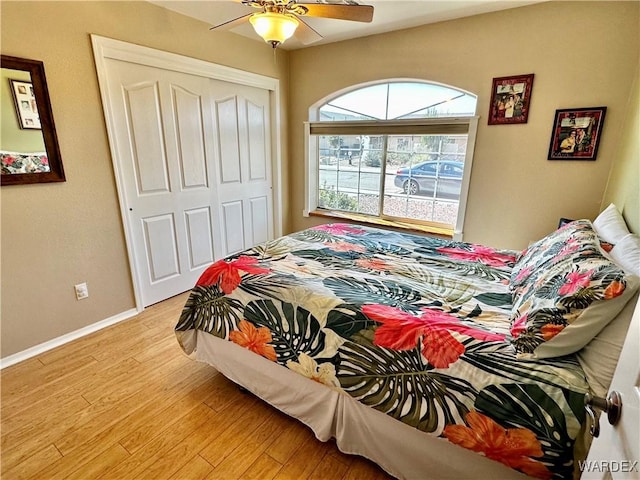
0 151 50 174
176 223 589 479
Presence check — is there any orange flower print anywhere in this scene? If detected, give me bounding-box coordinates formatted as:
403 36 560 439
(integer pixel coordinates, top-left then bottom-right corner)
600 241 614 253
229 320 277 361
443 411 552 479
540 323 564 341
604 280 625 299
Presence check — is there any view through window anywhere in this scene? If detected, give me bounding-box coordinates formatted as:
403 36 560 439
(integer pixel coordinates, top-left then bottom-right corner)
310 82 477 230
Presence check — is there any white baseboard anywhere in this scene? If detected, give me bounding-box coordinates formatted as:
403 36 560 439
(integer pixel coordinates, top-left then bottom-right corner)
0 308 138 369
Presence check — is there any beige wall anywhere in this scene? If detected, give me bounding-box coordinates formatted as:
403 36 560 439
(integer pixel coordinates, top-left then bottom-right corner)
0 1 289 358
288 1 639 249
601 65 639 235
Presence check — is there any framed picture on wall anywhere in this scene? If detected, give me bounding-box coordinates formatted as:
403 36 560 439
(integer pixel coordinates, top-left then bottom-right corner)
9 79 41 129
547 107 607 160
487 73 534 125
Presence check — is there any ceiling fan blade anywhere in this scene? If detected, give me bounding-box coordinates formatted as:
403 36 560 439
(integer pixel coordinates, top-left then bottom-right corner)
209 13 252 30
295 17 324 45
296 3 374 22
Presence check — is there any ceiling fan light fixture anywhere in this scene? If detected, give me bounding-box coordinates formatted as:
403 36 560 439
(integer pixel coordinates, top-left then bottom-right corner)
249 12 299 48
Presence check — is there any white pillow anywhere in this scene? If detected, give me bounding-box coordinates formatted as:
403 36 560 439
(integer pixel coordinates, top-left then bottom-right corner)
593 203 630 244
611 234 640 276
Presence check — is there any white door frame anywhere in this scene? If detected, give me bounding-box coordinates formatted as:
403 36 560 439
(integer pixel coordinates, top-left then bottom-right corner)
91 34 283 312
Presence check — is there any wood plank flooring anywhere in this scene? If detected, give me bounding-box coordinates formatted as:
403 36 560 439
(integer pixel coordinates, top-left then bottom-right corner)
0 293 393 480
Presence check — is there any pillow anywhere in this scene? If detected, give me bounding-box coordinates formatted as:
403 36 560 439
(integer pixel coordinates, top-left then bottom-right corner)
510 220 595 298
510 223 639 359
593 203 630 245
610 234 640 276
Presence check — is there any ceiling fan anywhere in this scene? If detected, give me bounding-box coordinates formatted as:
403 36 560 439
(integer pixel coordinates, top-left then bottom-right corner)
210 0 374 49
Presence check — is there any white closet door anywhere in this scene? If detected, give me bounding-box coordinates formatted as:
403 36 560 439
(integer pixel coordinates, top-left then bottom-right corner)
93 36 280 310
103 60 224 307
211 79 274 257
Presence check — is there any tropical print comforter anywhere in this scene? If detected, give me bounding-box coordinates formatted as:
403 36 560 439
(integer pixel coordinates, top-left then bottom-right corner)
176 223 589 479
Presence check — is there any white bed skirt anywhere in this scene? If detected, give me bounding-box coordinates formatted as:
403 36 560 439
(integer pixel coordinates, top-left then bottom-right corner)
187 330 529 480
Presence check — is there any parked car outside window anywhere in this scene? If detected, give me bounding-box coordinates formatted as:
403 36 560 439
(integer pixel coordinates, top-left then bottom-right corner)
393 160 463 198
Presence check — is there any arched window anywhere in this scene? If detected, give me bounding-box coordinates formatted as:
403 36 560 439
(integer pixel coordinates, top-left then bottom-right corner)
305 80 478 238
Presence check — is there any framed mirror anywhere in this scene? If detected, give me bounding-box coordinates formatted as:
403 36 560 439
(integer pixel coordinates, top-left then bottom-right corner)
1 55 65 185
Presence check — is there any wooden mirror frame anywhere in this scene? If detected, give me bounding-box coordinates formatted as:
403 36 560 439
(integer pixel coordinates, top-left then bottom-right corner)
1 55 65 185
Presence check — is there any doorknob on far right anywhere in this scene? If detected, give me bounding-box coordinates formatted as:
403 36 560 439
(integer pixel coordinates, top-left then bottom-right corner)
584 391 622 438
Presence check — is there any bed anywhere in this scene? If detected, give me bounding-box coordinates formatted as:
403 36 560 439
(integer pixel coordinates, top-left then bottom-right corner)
175 213 639 479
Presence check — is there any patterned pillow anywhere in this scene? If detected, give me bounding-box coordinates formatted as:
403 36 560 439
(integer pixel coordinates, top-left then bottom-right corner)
510 220 594 300
510 224 639 359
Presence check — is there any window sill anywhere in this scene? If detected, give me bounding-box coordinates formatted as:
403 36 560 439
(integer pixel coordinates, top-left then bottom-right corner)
309 209 454 239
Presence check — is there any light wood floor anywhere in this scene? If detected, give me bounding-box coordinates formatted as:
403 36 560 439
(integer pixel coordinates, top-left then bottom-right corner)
1 293 392 480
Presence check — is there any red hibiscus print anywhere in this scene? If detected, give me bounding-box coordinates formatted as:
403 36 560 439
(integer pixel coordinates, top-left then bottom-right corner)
355 258 390 271
422 328 465 368
437 245 516 267
417 307 505 342
361 304 504 368
510 314 528 339
196 256 270 294
325 241 366 253
514 266 533 284
552 241 580 262
312 223 365 235
558 270 592 296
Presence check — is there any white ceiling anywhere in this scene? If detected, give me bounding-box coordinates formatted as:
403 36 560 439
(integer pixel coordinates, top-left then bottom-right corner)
150 0 547 50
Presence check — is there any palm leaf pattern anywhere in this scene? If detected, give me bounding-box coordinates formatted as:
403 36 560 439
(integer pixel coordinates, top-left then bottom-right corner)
350 238 412 257
460 337 586 390
293 247 365 263
176 223 591 479
291 228 337 243
175 285 243 338
411 251 512 281
337 332 476 432
323 276 423 312
394 263 477 307
236 272 303 299
326 303 374 339
244 299 328 364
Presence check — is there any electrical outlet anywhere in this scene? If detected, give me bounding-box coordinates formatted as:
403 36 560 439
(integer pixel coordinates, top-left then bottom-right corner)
74 282 89 300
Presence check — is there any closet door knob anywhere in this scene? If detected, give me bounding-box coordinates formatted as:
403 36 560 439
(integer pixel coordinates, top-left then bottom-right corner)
584 391 622 437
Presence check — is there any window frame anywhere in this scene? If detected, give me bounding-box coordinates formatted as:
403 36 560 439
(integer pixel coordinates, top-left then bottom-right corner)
304 82 478 241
